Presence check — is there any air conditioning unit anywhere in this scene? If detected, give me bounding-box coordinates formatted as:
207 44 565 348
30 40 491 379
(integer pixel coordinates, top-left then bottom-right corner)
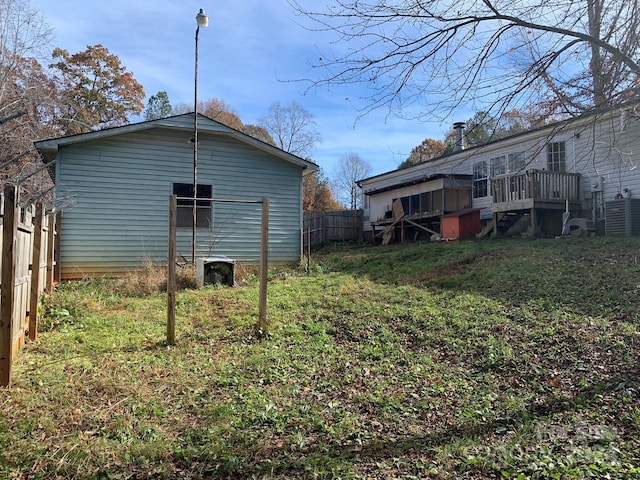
196 256 236 287
605 198 640 236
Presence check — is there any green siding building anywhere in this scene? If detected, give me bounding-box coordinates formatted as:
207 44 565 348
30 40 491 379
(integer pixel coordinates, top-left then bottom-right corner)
36 114 318 278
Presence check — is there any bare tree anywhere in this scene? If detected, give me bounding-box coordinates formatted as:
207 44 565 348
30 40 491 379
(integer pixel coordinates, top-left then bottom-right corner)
174 99 278 144
0 0 56 203
0 0 53 112
290 0 640 121
242 124 276 145
334 152 372 210
258 101 320 157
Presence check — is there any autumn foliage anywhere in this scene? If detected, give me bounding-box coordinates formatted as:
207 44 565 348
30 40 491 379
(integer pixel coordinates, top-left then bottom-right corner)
303 171 341 212
49 44 145 135
398 138 446 169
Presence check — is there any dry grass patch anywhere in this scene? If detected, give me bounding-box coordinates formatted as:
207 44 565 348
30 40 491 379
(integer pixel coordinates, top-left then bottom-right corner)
118 259 197 295
117 258 261 296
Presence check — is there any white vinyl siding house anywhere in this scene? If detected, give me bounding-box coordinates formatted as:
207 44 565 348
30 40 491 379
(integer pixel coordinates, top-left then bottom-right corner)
359 104 640 239
36 114 318 278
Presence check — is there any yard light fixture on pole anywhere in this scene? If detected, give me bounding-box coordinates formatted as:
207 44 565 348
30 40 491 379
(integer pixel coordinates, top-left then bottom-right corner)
192 8 208 264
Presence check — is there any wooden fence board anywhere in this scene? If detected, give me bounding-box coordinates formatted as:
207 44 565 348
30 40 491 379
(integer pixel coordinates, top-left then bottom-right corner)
0 189 59 387
1 186 18 386
303 210 363 247
29 204 44 341
15 211 34 351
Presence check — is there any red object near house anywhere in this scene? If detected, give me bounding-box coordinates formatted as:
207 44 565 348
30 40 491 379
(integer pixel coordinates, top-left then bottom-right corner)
441 208 482 240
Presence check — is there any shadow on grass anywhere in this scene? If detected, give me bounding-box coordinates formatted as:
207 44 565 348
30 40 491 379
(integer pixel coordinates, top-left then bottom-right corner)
50 338 633 478
181 361 639 478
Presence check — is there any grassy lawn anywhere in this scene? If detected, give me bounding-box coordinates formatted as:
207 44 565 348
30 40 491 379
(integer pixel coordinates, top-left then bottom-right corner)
1 236 640 479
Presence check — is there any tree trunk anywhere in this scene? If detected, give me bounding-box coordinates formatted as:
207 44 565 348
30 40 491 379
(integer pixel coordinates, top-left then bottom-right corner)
588 0 607 108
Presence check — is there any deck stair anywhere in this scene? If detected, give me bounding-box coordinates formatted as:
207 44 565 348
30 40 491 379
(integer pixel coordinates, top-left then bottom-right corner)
477 212 528 238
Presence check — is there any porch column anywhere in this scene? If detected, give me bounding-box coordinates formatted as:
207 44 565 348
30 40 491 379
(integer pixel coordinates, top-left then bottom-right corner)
530 207 537 234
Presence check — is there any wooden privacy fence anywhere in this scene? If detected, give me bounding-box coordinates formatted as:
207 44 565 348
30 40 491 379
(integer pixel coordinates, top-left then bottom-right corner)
1 185 61 387
303 210 363 247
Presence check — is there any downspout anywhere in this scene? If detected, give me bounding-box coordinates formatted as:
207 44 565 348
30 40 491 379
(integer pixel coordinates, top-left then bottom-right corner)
300 168 305 265
572 133 576 173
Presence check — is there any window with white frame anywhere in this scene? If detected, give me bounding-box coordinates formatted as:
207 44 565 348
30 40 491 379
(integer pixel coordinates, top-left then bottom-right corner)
490 155 506 176
508 151 526 173
546 142 566 172
473 161 488 198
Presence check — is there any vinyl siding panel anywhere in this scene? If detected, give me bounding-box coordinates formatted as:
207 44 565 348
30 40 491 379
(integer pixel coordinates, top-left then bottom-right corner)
55 125 305 277
573 115 640 202
361 110 640 235
361 137 552 225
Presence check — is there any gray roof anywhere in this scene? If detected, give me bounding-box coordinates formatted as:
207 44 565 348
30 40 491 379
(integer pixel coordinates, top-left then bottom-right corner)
35 113 319 174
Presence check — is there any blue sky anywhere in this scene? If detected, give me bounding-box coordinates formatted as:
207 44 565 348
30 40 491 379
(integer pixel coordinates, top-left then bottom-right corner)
28 0 462 177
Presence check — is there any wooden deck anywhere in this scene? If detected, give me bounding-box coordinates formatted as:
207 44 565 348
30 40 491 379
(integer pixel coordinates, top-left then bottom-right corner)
491 170 581 213
477 170 582 238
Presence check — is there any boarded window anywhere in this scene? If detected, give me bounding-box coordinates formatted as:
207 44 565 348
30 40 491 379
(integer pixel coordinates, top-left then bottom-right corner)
173 183 212 228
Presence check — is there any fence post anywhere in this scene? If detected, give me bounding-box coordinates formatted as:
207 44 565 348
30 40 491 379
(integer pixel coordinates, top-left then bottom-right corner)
28 203 44 341
307 225 311 269
1 185 18 387
45 211 56 292
167 195 177 345
321 211 326 244
53 211 62 283
256 197 269 337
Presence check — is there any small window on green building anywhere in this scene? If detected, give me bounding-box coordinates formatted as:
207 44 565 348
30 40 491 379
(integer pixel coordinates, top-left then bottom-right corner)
173 183 212 228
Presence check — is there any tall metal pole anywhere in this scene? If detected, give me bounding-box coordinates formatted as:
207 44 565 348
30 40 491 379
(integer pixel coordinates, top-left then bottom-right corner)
192 23 200 265
192 9 208 264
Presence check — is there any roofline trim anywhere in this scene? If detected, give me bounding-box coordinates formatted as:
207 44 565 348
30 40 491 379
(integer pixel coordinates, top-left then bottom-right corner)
34 113 319 172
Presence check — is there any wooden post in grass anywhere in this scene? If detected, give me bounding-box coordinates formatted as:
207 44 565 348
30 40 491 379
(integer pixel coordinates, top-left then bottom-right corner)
53 211 62 283
28 203 44 341
256 197 269 337
307 225 311 270
167 195 177 345
45 210 56 293
1 185 18 387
